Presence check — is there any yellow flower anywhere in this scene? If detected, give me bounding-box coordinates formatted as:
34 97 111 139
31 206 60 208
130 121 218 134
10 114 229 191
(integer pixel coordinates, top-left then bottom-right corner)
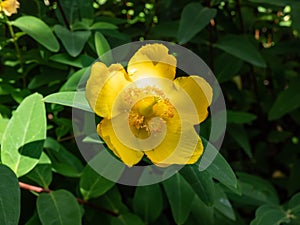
0 0 20 16
86 44 213 167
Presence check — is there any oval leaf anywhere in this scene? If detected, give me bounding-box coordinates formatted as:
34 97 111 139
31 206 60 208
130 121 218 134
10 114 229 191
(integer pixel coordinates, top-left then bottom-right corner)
1 93 46 177
43 91 92 112
177 2 217 44
54 25 91 57
202 139 238 189
0 165 20 225
133 184 163 223
94 32 113 64
80 165 114 200
268 79 300 120
37 190 81 225
180 165 215 206
215 35 266 68
111 213 144 225
163 173 194 224
12 16 59 52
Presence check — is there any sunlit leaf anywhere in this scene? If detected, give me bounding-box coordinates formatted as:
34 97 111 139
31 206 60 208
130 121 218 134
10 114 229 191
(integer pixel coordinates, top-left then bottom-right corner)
12 16 59 52
1 93 46 177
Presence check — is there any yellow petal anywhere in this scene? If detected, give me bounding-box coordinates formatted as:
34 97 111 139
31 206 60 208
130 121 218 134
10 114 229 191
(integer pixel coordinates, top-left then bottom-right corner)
127 44 177 81
85 62 130 118
97 118 144 167
144 113 204 166
173 76 213 124
1 0 20 16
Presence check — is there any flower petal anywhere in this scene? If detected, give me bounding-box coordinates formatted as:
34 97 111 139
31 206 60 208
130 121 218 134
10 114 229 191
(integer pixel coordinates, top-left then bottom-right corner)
173 76 213 124
1 0 20 16
127 44 177 81
85 62 130 118
144 114 204 166
97 118 144 167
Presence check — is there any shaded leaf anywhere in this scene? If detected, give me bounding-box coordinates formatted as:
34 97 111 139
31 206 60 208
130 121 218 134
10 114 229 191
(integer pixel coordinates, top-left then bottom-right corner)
227 111 257 124
133 184 163 223
228 124 253 158
54 25 91 57
111 213 144 225
214 185 236 221
204 145 238 189
90 22 118 30
268 79 300 120
80 165 114 200
228 173 279 206
180 165 215 206
0 165 20 225
44 138 84 177
215 35 266 68
163 173 194 224
37 190 81 225
177 2 217 44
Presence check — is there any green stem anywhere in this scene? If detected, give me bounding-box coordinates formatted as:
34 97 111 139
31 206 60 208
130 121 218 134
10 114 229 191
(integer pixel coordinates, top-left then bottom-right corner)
5 16 26 87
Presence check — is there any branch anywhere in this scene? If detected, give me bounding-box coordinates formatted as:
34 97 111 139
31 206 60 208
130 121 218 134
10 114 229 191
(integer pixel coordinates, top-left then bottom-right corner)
19 182 119 217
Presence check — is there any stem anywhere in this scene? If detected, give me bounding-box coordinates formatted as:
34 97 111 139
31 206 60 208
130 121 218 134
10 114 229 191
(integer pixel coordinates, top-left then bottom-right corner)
19 181 119 217
236 0 244 33
56 0 70 29
5 17 26 87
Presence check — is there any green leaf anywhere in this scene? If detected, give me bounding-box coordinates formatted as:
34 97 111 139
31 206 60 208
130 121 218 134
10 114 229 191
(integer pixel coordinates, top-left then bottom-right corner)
250 205 288 225
289 192 300 214
180 165 215 206
1 93 46 177
80 165 114 200
268 79 300 120
133 184 163 223
96 187 129 215
50 53 95 68
163 173 194 224
227 111 257 124
26 164 52 189
82 133 104 144
111 213 144 225
90 22 118 30
0 115 9 143
37 190 81 225
248 0 286 6
94 32 113 64
214 185 236 221
25 212 42 225
228 124 253 158
43 91 92 112
54 25 91 57
215 53 243 83
0 165 20 225
290 2 300 32
228 173 279 206
44 138 84 177
177 2 217 44
191 196 214 225
205 147 238 189
60 68 89 91
215 35 266 68
12 16 59 52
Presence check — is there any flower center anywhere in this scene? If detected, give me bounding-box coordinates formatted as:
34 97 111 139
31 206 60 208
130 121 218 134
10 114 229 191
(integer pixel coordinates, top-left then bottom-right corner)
121 86 175 140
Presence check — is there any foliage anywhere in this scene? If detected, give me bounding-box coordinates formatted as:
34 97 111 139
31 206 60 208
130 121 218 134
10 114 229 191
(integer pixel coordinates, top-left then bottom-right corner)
0 0 300 224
